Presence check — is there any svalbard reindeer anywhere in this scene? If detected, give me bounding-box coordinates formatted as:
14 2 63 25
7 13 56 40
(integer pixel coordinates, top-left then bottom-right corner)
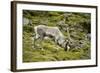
33 25 70 51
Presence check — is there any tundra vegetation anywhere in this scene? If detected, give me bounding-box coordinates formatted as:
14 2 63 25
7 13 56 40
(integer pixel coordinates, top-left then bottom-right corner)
23 10 91 62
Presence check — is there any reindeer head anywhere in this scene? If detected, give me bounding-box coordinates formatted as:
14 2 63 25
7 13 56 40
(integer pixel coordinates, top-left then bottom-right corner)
64 39 70 51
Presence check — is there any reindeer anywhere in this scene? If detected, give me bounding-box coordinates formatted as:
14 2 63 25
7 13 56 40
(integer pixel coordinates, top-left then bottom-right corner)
33 25 70 51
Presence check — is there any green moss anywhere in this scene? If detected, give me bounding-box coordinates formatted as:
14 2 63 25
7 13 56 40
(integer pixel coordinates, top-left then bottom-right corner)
22 10 91 62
